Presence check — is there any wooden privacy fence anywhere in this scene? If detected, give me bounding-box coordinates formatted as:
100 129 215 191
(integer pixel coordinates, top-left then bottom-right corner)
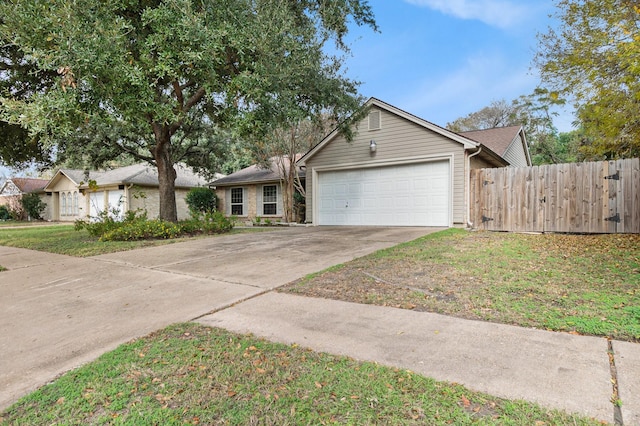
470 158 640 233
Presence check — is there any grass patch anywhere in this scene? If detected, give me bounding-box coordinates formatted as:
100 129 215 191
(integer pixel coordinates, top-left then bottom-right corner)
0 221 49 227
0 323 601 425
0 225 274 257
282 229 640 341
0 265 6 272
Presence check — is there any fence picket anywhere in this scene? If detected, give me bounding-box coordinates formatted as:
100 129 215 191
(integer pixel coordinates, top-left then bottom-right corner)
469 158 639 234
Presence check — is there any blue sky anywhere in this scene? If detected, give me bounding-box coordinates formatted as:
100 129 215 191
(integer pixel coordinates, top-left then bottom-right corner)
341 0 572 130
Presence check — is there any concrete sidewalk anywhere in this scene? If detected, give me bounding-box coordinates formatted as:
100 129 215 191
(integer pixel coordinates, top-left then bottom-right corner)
2 225 639 424
198 292 640 425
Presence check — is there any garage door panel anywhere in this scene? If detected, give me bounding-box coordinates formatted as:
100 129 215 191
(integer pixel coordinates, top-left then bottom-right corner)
317 161 450 226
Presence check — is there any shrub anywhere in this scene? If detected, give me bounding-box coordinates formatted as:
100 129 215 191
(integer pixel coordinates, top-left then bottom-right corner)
0 205 11 220
180 211 233 235
21 193 47 220
185 187 218 216
101 219 181 241
75 208 232 241
75 209 121 237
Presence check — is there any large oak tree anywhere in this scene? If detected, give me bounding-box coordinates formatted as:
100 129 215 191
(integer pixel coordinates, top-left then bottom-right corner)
0 0 376 221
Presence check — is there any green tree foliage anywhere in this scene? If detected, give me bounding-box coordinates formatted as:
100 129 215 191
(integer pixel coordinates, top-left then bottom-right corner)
185 187 218 215
447 88 579 165
0 37 57 169
254 116 335 222
0 205 11 220
20 192 46 220
0 0 377 221
536 0 640 159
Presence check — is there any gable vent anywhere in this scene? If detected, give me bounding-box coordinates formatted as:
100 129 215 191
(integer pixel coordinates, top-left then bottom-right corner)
368 110 381 131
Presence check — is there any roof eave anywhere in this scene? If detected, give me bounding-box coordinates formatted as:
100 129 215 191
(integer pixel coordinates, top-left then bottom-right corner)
212 178 282 187
298 97 479 165
478 145 510 167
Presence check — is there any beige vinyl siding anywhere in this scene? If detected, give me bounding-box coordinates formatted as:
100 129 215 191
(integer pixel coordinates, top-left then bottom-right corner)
305 108 466 224
502 134 529 167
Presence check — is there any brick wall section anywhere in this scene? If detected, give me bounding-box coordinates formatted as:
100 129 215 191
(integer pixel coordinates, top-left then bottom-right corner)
246 186 257 218
128 186 192 220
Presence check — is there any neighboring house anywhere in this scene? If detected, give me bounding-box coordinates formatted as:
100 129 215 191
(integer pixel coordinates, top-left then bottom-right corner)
43 163 207 221
297 97 531 227
0 177 51 219
212 156 305 223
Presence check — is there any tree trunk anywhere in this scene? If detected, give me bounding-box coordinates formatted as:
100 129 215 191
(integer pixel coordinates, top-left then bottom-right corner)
152 125 178 222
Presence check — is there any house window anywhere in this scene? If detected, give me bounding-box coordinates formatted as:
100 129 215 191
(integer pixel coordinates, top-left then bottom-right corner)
230 187 244 215
263 185 277 215
73 191 78 215
61 193 67 216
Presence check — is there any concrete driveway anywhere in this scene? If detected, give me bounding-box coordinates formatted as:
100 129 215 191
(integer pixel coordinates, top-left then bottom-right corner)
0 226 436 410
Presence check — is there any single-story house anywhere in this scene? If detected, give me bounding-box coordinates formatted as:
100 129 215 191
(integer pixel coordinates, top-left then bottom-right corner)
213 98 531 227
0 177 51 219
43 162 208 221
212 155 304 223
298 97 531 227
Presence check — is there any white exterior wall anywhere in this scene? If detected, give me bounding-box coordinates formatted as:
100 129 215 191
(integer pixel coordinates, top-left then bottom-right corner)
305 108 466 224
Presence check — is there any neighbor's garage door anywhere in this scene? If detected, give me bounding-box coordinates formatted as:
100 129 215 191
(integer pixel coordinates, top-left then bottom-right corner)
317 161 450 226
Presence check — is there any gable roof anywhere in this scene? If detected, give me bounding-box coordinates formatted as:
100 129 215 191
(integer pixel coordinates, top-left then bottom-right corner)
1 177 49 194
44 163 206 191
298 97 485 165
458 125 523 155
212 155 305 187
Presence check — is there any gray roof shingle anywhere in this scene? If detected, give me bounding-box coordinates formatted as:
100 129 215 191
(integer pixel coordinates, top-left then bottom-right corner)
213 156 305 186
56 163 206 189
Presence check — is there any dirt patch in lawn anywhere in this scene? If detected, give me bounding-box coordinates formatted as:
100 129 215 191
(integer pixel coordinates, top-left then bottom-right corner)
279 229 640 341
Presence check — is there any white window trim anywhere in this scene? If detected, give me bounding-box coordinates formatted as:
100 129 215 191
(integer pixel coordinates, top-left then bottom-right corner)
261 184 278 216
229 187 246 216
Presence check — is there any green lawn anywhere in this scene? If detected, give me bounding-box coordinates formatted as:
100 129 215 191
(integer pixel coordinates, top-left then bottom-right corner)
0 323 602 425
1 226 635 424
284 228 640 342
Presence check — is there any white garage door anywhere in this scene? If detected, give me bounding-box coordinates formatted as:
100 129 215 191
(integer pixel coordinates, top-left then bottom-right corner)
317 161 450 226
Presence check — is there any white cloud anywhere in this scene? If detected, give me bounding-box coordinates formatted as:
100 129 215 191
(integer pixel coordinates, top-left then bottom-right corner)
404 0 531 29
396 52 538 126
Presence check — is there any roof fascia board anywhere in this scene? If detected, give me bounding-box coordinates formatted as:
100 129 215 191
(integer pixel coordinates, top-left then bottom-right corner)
480 145 510 166
213 179 282 187
297 97 479 165
44 170 80 191
367 98 479 149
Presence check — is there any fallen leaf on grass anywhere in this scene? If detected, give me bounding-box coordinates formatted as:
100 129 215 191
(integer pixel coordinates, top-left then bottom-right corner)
460 395 470 408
